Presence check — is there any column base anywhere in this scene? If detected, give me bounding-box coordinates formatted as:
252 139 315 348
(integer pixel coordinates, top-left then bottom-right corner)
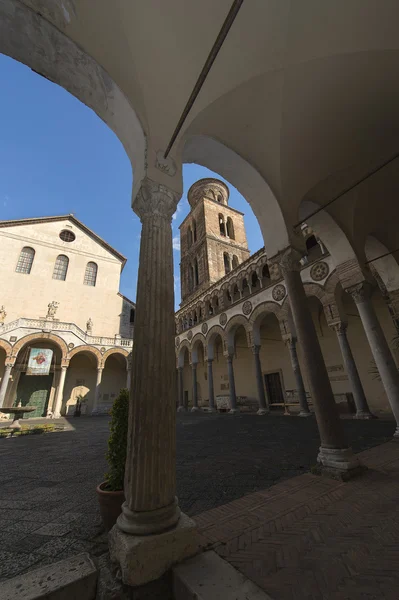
177 406 186 413
191 406 200 412
203 407 217 413
317 446 365 480
109 512 201 588
257 408 269 415
117 497 181 536
228 408 240 414
354 411 377 420
392 426 399 439
298 410 313 417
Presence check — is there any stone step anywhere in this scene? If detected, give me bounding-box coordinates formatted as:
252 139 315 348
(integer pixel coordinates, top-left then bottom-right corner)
2 553 98 600
173 550 274 600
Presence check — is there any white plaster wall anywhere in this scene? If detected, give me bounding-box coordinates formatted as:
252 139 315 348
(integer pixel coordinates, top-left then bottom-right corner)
0 219 127 337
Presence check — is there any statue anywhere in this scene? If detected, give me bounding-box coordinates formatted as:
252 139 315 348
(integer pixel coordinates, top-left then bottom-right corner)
0 305 6 324
46 301 59 319
86 317 93 333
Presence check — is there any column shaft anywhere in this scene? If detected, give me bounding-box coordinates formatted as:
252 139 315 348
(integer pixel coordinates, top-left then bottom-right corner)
252 345 268 414
177 367 185 412
207 359 216 411
227 355 238 413
118 179 181 535
126 368 132 390
286 338 310 416
348 283 399 434
191 363 199 411
53 366 67 418
92 368 103 414
0 364 12 409
333 322 374 418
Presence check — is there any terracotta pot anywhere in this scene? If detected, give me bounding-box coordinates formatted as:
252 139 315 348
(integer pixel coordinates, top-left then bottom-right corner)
96 482 125 531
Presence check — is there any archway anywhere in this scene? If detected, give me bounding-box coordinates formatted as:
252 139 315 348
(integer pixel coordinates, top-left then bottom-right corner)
63 350 97 416
101 353 128 412
191 337 205 408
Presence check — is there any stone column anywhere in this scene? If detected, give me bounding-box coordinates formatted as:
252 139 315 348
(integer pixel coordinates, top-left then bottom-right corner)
92 367 103 414
0 364 12 409
226 354 239 413
177 366 185 412
285 337 311 416
346 282 399 435
275 248 359 474
331 322 374 419
53 365 67 418
207 359 216 411
117 178 182 535
191 363 199 411
252 345 268 415
126 367 132 390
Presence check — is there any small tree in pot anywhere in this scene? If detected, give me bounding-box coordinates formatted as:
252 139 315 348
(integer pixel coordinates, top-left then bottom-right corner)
96 388 129 531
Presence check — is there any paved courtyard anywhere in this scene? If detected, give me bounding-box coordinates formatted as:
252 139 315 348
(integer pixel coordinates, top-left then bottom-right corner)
0 412 396 586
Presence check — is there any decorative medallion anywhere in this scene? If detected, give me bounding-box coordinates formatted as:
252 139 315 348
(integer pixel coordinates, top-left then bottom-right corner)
310 261 330 282
201 323 208 334
9 336 17 343
272 284 286 302
175 337 180 348
68 343 75 350
242 300 253 315
100 347 106 354
219 313 227 326
187 330 193 341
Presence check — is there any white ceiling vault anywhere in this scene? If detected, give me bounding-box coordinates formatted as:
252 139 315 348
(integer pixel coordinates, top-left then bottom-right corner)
2 0 399 263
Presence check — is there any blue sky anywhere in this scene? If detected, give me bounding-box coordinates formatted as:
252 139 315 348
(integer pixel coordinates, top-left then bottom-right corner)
0 53 263 309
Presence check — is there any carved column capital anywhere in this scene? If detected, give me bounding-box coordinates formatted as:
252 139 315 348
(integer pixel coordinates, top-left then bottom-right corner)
345 281 373 304
330 321 348 335
270 247 302 275
133 177 180 223
251 344 261 355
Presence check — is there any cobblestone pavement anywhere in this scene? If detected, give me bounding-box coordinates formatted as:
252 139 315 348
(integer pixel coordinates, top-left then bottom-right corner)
0 412 395 582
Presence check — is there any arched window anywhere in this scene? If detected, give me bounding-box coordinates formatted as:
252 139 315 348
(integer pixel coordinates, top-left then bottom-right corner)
232 255 239 269
306 235 318 251
226 217 235 240
189 264 194 291
84 262 98 286
251 271 259 289
15 246 35 274
193 219 197 243
130 309 135 324
306 235 322 260
187 227 193 247
52 254 69 281
224 252 231 274
219 214 226 236
194 258 199 286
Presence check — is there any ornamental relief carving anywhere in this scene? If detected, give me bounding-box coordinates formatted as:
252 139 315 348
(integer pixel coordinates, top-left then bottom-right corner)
201 323 208 334
242 300 253 315
175 337 180 347
187 330 193 341
272 284 287 302
133 177 180 222
219 313 227 326
310 261 330 282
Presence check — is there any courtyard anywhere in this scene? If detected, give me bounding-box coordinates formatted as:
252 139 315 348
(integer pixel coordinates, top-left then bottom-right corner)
0 412 395 585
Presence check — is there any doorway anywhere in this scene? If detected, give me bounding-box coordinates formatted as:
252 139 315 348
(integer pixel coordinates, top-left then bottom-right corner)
15 373 53 418
264 372 285 407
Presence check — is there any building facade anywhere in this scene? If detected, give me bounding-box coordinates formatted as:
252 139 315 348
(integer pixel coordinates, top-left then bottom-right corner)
0 215 134 417
176 179 398 418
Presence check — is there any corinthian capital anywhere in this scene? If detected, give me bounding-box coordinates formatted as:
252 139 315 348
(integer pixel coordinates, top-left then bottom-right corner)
345 281 373 304
132 177 180 222
270 247 302 275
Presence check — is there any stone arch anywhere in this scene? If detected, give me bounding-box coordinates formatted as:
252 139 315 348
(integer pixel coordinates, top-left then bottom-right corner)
0 0 145 194
249 301 284 345
102 347 129 368
191 334 206 364
206 325 226 361
224 314 251 353
68 345 102 367
365 235 399 293
303 282 330 305
177 339 191 368
12 332 68 363
0 338 12 361
182 135 291 257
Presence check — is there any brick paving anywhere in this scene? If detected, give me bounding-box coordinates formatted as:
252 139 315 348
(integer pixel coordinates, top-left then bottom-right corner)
0 411 396 586
196 441 399 599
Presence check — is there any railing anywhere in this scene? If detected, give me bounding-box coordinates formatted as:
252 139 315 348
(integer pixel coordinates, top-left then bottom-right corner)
0 318 133 348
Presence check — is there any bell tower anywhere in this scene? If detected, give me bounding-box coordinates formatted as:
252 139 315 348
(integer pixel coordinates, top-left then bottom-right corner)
179 178 250 306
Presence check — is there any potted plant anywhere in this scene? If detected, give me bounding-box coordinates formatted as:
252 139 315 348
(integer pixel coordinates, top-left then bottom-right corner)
96 388 129 531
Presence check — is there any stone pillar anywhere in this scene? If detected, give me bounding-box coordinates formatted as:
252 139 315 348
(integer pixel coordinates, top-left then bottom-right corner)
207 359 216 411
191 363 199 412
251 345 268 415
346 282 399 435
0 364 12 409
53 366 67 418
226 354 239 413
275 248 359 474
331 322 374 419
177 366 185 412
92 367 103 414
285 336 311 416
117 178 182 536
126 368 132 390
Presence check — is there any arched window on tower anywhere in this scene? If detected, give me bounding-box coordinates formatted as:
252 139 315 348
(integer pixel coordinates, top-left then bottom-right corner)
52 254 69 281
219 214 226 236
226 217 235 240
187 226 193 248
193 219 197 243
223 252 231 275
15 246 35 274
232 255 239 269
84 261 98 286
188 264 194 292
194 258 199 286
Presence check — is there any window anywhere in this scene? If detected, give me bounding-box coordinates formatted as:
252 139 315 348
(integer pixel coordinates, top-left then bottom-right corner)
194 258 199 286
130 309 135 324
232 255 239 269
226 217 235 240
84 262 98 286
59 230 76 242
306 235 318 251
219 214 226 236
193 219 197 243
15 246 35 274
52 254 69 281
224 252 231 274
187 227 193 247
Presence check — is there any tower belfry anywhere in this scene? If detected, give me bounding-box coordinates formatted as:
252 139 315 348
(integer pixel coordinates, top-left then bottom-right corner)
179 178 250 306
